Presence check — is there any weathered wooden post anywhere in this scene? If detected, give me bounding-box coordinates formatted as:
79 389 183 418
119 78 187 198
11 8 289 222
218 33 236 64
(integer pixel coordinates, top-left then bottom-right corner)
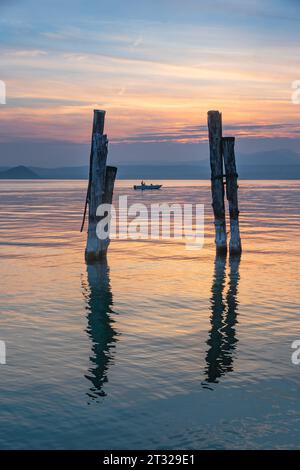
207 111 227 254
82 110 117 261
222 137 242 255
103 166 117 204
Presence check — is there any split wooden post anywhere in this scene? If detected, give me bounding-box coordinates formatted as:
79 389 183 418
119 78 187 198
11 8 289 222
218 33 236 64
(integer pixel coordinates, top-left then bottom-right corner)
222 137 242 255
100 165 117 251
85 110 117 261
103 166 117 204
207 111 227 254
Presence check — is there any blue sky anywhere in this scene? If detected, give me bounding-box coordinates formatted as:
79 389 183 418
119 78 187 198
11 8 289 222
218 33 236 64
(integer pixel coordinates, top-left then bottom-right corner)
0 0 299 166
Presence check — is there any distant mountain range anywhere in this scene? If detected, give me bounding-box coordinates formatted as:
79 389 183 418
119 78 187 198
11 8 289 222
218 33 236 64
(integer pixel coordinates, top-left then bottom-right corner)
0 149 300 179
0 165 39 179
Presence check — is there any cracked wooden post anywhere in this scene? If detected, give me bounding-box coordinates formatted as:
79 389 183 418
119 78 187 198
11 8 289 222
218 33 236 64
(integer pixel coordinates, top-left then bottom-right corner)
222 137 242 255
100 165 117 252
85 110 117 261
103 166 117 204
207 111 227 254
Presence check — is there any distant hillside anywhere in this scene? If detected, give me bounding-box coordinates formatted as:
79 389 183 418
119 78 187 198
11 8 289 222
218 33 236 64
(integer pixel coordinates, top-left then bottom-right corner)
1 153 300 180
29 166 89 179
238 149 300 166
117 163 300 179
0 165 39 179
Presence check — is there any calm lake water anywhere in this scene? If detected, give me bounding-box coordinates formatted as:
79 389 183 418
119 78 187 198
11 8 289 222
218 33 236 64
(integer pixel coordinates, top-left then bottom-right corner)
0 179 300 450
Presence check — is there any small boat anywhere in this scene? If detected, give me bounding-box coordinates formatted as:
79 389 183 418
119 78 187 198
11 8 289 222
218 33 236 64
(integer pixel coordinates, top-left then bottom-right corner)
133 183 162 190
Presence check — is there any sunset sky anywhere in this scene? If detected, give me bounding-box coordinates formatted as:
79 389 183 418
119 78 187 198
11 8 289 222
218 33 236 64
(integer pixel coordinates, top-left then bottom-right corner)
0 0 300 166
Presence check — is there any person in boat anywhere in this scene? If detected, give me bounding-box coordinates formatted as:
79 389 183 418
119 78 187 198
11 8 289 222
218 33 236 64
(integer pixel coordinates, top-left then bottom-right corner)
141 180 145 186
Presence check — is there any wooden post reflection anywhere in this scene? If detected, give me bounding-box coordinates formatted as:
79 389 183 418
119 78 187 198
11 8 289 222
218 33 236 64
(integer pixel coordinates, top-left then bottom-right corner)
203 254 240 386
82 260 118 401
